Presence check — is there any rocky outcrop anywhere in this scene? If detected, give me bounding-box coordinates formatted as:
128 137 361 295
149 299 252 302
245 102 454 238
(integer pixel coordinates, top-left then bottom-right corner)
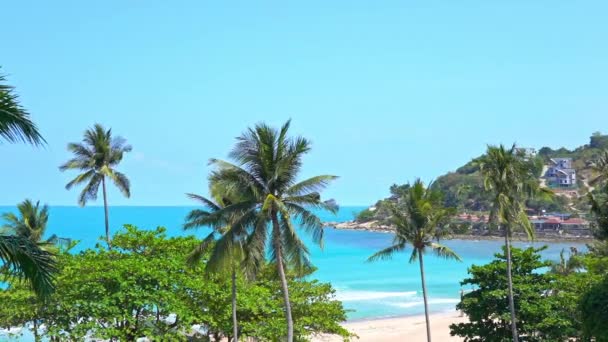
323 220 394 233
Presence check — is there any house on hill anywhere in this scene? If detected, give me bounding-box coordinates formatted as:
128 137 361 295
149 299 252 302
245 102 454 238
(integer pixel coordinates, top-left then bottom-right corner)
545 157 576 187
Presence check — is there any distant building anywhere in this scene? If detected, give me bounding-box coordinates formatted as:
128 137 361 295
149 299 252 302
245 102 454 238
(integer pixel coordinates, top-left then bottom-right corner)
516 147 537 159
460 213 590 236
546 157 576 187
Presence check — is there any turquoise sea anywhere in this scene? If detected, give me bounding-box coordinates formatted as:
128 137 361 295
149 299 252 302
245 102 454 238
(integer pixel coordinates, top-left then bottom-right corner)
1 205 587 340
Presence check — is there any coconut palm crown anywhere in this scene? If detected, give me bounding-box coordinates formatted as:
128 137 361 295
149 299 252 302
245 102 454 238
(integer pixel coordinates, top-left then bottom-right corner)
59 124 132 245
368 179 460 342
199 120 338 342
1 199 49 243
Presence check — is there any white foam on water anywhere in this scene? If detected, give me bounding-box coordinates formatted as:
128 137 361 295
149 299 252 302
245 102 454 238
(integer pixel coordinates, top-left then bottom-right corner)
390 298 460 308
335 290 417 301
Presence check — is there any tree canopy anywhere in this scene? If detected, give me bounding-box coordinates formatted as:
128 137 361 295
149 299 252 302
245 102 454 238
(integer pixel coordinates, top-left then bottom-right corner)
0 225 350 341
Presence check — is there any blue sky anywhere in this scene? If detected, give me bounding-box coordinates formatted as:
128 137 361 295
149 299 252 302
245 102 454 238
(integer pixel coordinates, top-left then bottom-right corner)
2 1 608 206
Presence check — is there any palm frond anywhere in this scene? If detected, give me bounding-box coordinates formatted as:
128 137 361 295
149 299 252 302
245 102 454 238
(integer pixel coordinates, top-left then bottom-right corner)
103 167 131 197
186 232 216 267
77 174 102 206
283 202 324 247
0 235 56 298
186 193 222 212
65 170 95 190
430 242 462 261
367 243 406 262
0 71 45 145
286 175 338 196
278 211 311 273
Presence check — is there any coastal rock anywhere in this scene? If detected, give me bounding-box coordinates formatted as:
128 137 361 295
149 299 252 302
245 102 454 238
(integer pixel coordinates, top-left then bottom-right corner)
323 220 394 233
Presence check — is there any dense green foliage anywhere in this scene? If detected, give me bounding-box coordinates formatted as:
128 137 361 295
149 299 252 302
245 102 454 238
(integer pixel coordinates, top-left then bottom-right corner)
0 225 350 341
451 247 566 341
580 272 608 340
450 247 608 341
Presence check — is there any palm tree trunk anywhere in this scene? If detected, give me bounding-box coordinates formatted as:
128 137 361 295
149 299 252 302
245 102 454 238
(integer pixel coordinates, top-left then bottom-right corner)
33 319 40 342
272 214 294 342
232 266 238 342
101 176 111 247
504 228 519 342
418 250 432 342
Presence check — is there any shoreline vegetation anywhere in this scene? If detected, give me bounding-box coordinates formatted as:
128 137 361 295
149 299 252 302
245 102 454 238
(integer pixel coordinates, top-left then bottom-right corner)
323 220 596 243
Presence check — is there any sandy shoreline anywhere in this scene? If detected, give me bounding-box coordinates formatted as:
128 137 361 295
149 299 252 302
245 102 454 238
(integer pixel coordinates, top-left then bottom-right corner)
324 222 594 244
313 311 467 341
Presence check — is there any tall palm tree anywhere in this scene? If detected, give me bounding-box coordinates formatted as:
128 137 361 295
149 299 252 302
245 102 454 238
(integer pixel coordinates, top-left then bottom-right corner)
0 68 45 145
1 199 49 243
477 144 539 342
202 120 338 342
184 184 251 342
367 179 460 342
59 124 132 246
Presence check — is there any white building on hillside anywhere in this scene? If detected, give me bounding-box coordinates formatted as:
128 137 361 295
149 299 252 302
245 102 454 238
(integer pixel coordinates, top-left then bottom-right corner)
546 158 576 187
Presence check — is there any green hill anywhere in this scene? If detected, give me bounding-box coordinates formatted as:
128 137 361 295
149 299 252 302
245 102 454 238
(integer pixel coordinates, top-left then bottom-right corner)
357 132 608 222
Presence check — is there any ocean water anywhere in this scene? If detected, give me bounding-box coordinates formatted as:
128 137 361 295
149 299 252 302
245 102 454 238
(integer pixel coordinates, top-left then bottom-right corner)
0 205 587 339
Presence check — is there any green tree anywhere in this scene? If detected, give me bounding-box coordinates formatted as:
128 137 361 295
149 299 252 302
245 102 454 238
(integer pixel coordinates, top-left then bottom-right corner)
580 275 608 341
1 199 49 243
206 120 338 342
59 124 132 246
0 68 44 145
184 188 249 342
368 179 460 342
450 247 577 341
0 225 350 341
477 144 540 341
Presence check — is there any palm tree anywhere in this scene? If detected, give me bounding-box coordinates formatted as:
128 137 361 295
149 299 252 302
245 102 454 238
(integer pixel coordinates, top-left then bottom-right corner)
550 248 582 276
367 179 460 342
202 120 338 342
0 69 54 297
477 144 539 342
0 68 45 145
0 235 56 298
1 199 49 243
59 124 132 246
184 185 250 342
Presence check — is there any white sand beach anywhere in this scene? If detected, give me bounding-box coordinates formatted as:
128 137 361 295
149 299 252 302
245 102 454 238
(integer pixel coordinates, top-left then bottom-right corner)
313 311 467 341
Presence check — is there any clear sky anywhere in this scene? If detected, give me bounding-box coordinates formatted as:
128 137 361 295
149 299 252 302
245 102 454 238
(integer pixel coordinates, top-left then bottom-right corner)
2 1 608 206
